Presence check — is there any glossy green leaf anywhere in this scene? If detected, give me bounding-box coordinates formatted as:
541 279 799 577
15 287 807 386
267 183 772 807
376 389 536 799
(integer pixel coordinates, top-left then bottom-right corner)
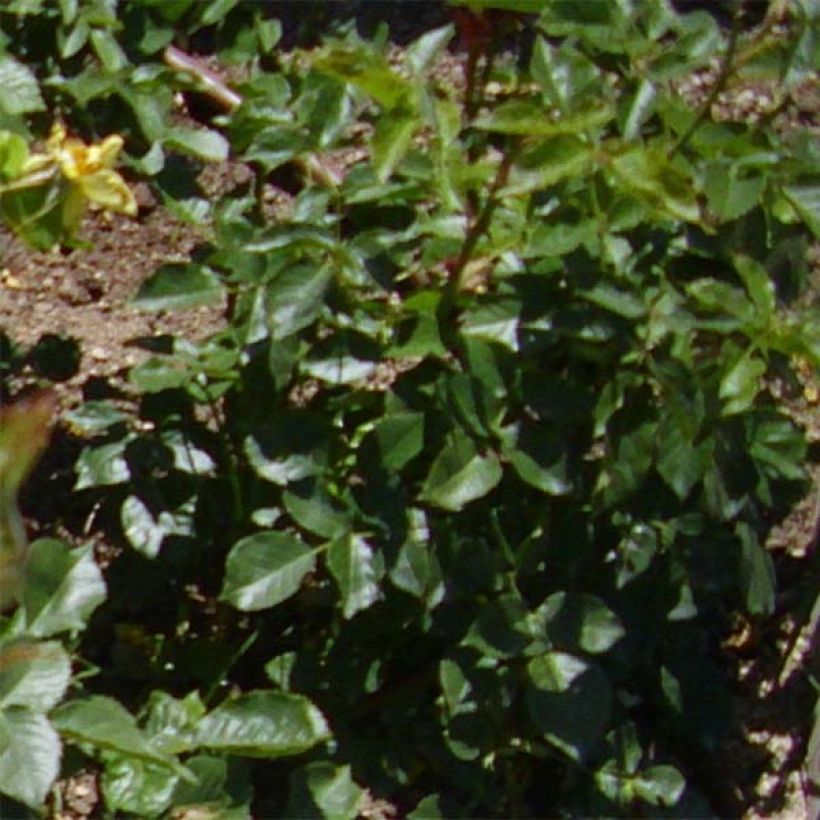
372 107 418 183
283 484 350 539
536 592 625 654
22 539 107 638
220 532 317 612
53 696 179 769
327 533 383 619
0 56 45 114
102 754 178 817
720 354 766 416
406 25 455 74
526 652 612 761
314 47 413 109
63 401 127 435
704 164 765 221
461 300 520 351
0 131 28 180
193 690 330 757
409 794 444 819
287 761 363 820
633 765 686 807
419 433 502 511
530 36 602 110
0 639 70 711
164 127 229 162
266 263 333 340
733 254 776 320
503 422 572 496
475 97 612 137
620 79 656 140
463 594 533 659
783 183 820 239
390 512 444 608
610 146 700 223
134 264 224 311
0 708 61 808
374 411 425 471
121 495 195 559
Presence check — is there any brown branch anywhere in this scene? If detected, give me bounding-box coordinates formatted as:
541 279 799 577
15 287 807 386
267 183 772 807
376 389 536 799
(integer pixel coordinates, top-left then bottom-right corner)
163 45 242 112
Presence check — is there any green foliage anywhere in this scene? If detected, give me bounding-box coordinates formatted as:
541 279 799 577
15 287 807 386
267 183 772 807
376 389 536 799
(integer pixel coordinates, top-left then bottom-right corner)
1 0 819 816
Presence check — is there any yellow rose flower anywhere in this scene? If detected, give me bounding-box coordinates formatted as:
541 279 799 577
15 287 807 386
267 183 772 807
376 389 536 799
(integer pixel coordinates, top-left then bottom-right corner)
45 123 137 216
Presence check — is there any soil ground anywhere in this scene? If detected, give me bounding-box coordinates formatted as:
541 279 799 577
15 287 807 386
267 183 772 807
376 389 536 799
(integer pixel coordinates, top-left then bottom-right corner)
0 5 818 819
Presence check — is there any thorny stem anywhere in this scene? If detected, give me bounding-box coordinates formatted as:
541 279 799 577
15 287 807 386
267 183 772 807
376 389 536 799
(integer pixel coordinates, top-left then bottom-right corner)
669 0 745 159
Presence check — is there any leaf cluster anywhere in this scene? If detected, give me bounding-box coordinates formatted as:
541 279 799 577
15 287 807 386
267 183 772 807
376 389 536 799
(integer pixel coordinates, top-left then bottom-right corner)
1 0 819 816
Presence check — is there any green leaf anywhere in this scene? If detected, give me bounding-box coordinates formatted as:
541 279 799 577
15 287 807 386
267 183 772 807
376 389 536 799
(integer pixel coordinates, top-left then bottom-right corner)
736 522 775 616
656 423 712 500
461 300 521 351
244 419 328 486
220 532 317 612
200 0 239 25
373 411 425 471
52 696 179 770
406 25 454 74
287 762 363 820
101 754 178 817
63 401 127 435
301 355 378 385
733 254 776 320
0 640 71 710
633 765 686 807
371 107 418 182
389 511 444 608
121 495 195 559
526 652 612 762
164 127 230 162
169 754 231 808
266 263 333 340
0 56 45 115
327 533 384 619
704 164 765 221
462 594 533 659
22 539 107 638
0 131 28 180
419 432 502 511
134 264 224 311
90 28 127 72
720 354 766 416
193 690 330 758
314 46 413 110
610 145 700 223
746 414 806 482
408 794 444 819
143 691 205 756
535 593 625 655
0 708 61 808
503 136 592 195
474 97 612 137
620 79 656 140
283 484 350 539
503 422 572 496
782 183 820 238
129 357 191 393
530 36 601 110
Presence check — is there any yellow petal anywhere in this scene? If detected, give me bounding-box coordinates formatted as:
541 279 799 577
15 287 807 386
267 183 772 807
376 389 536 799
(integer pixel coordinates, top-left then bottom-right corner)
46 122 67 154
78 169 137 215
89 134 124 168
